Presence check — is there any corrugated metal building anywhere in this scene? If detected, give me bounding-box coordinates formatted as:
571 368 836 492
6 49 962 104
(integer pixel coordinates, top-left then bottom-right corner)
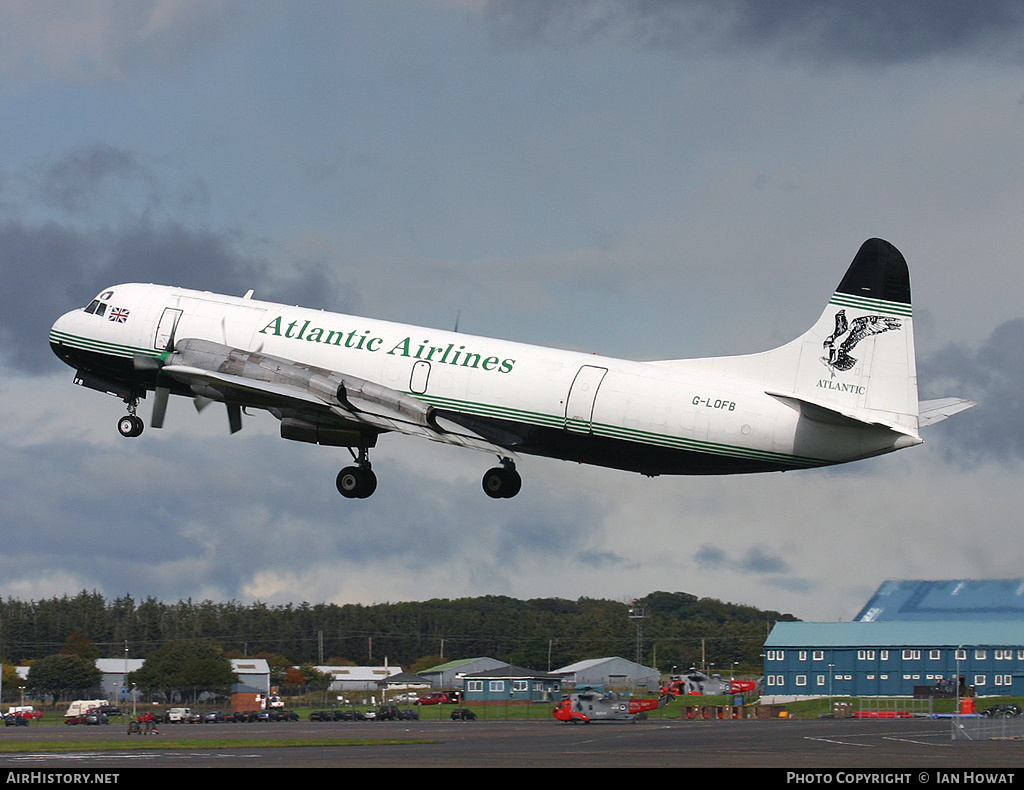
552 657 661 692
417 657 508 689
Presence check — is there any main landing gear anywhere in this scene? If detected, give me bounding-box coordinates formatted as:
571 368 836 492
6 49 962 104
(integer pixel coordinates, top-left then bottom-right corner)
336 444 377 499
117 398 144 437
482 459 521 499
335 450 522 500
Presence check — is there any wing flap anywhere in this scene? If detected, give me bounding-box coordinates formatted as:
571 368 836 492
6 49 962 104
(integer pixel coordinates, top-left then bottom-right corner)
160 360 517 458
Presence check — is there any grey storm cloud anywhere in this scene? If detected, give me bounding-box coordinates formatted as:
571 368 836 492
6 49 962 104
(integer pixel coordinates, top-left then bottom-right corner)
485 0 1024 64
0 143 351 373
919 319 1024 466
695 544 792 575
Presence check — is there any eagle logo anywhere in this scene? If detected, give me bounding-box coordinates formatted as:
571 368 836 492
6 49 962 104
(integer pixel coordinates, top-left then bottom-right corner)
822 310 901 372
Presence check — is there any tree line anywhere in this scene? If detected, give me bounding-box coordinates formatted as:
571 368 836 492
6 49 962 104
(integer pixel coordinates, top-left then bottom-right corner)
0 590 799 673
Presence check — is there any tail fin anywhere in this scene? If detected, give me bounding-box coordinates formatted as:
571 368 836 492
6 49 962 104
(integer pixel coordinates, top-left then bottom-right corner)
770 238 919 435
660 238 974 438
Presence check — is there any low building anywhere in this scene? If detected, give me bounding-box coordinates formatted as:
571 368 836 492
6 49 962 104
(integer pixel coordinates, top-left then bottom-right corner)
552 657 660 692
96 658 145 701
314 665 402 692
230 658 271 697
461 665 561 703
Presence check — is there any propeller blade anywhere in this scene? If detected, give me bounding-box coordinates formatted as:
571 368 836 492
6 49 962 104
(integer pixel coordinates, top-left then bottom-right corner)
151 385 170 429
227 403 242 434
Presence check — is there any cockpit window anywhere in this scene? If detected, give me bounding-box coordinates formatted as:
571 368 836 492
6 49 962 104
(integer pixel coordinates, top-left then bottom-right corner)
84 300 107 317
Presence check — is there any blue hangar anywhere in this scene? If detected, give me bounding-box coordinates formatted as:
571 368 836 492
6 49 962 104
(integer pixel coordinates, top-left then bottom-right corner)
763 580 1024 698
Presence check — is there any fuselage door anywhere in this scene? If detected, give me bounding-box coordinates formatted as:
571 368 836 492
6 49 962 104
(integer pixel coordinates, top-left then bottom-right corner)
565 365 608 433
154 307 183 351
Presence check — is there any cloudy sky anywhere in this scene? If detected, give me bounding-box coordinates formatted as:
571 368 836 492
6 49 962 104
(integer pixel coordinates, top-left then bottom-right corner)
2 0 1024 625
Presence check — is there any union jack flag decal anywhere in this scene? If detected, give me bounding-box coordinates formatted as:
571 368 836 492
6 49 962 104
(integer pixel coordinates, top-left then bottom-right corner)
109 307 130 323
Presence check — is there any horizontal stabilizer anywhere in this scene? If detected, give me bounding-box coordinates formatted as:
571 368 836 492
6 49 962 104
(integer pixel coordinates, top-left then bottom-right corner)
918 397 976 428
766 390 915 435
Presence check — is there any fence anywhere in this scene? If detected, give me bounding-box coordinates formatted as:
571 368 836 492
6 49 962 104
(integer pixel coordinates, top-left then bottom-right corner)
951 715 1024 741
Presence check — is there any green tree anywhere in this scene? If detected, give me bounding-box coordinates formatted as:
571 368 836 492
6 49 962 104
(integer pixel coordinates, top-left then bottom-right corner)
128 640 237 703
27 654 100 706
62 630 100 663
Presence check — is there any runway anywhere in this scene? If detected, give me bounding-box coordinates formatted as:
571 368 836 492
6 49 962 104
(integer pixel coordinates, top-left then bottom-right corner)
0 716 1021 770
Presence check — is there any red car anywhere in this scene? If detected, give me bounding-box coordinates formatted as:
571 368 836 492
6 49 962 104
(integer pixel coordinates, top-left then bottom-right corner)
414 692 459 705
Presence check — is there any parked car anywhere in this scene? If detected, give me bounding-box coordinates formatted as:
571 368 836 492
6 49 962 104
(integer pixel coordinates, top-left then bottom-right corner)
414 692 460 705
7 707 42 720
451 708 477 721
203 711 226 723
981 704 1022 718
65 708 108 725
2 714 29 726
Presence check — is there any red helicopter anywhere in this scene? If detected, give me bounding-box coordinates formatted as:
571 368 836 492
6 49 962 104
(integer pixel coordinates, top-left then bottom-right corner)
553 687 674 724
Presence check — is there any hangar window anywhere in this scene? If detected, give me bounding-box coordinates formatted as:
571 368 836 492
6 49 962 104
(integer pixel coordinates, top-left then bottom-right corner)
467 681 482 692
795 675 807 686
489 680 505 693
929 650 941 660
512 680 528 692
975 650 987 660
812 651 824 661
974 675 987 686
956 649 967 661
816 675 825 686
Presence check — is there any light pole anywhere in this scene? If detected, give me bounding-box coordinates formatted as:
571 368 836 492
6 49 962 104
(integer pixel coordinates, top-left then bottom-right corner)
628 604 647 665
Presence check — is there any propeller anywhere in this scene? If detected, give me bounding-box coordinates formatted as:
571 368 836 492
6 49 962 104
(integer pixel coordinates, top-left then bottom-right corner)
132 314 243 434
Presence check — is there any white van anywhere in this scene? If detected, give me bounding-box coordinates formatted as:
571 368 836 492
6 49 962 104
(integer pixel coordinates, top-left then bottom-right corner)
65 699 109 717
167 707 192 722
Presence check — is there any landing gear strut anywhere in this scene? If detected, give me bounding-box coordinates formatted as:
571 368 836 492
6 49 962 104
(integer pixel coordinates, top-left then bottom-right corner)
117 398 144 438
482 459 521 499
336 443 377 499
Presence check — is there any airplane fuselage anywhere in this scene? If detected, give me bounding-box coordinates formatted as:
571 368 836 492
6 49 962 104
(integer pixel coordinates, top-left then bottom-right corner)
50 280 911 483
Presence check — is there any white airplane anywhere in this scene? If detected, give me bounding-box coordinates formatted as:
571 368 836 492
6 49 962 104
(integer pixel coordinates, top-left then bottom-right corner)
49 238 973 499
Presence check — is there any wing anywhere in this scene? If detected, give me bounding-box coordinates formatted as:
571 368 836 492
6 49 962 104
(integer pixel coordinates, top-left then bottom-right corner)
151 337 518 458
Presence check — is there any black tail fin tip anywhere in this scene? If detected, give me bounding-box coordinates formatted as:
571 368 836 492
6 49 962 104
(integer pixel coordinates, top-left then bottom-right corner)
836 238 911 305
